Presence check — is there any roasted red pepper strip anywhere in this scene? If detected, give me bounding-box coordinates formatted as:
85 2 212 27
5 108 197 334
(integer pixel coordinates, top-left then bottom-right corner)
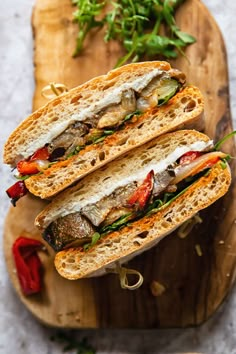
30 146 50 161
179 151 203 165
17 146 50 175
12 237 44 296
193 156 220 175
6 181 28 206
17 160 40 175
128 170 154 209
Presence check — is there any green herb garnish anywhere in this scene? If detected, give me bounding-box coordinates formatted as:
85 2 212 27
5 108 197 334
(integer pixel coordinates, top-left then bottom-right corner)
214 130 236 151
100 212 133 233
83 232 101 251
123 110 141 122
72 0 196 67
14 174 32 181
67 145 84 158
220 154 231 169
72 0 106 57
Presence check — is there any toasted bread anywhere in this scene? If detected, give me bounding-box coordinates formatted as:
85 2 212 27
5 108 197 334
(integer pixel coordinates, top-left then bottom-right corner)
4 62 204 199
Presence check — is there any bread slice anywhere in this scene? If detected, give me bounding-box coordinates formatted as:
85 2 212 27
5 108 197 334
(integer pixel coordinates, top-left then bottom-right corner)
35 129 211 230
3 61 177 164
54 162 231 280
3 61 204 199
26 85 203 199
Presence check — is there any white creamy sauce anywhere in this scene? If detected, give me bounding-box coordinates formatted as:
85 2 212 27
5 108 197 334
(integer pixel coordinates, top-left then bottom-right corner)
23 70 162 158
59 139 213 218
70 69 162 123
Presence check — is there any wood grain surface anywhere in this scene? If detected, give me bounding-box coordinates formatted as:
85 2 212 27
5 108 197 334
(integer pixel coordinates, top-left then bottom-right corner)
4 0 236 328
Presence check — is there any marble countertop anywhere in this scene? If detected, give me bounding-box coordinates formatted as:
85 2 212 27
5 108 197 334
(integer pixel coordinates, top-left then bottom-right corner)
0 1 236 353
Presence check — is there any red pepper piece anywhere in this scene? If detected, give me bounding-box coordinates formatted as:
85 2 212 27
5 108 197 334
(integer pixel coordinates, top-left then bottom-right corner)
17 160 40 175
128 170 154 209
17 146 50 175
6 181 28 206
195 156 220 174
30 146 50 161
12 237 44 296
179 151 203 165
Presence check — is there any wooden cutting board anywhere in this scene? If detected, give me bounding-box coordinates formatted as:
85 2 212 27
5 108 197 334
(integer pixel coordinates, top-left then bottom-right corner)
3 0 236 328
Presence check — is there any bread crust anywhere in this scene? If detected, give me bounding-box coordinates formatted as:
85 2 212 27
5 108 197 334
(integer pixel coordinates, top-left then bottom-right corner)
25 85 203 198
54 163 231 280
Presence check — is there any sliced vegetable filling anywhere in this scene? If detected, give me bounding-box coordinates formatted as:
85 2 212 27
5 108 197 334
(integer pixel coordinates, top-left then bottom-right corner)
43 149 227 252
6 74 184 204
14 76 182 177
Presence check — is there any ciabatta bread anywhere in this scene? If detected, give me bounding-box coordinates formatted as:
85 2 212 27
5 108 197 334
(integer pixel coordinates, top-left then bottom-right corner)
54 162 231 279
26 85 203 198
35 130 211 230
3 61 204 199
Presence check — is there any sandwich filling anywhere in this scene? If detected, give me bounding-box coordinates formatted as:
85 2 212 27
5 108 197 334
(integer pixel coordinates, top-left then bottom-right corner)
15 71 184 175
6 70 185 204
43 146 228 252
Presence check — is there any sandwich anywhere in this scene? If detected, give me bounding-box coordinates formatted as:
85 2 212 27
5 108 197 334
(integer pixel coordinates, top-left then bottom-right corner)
3 61 204 202
35 130 231 281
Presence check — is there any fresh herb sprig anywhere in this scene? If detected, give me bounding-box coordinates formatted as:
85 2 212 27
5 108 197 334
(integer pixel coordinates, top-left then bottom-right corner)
72 0 196 67
72 0 106 56
214 130 236 151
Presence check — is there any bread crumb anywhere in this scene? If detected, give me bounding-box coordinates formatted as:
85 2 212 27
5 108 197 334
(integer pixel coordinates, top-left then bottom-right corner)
219 240 225 245
150 280 166 297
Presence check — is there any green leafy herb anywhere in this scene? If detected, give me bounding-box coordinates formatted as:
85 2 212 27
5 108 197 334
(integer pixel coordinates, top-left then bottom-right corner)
72 0 196 67
93 136 106 144
72 0 106 57
220 154 232 169
123 110 141 122
14 174 32 181
14 170 43 180
100 212 133 233
83 214 133 250
147 184 191 216
104 129 115 135
214 130 236 151
67 145 84 158
50 331 96 354
83 232 101 251
146 198 163 213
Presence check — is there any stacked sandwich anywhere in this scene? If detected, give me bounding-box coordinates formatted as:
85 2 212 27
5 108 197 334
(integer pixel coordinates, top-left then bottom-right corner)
3 61 232 287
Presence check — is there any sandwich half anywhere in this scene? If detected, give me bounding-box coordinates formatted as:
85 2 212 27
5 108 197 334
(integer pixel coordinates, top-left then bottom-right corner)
4 61 204 200
35 130 231 280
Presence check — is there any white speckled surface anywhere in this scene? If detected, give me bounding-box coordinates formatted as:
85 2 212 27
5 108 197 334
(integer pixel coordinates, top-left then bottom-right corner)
0 1 236 353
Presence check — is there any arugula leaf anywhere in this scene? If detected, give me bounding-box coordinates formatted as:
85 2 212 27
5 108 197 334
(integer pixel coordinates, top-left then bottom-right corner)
14 174 32 181
72 0 106 57
72 0 196 66
220 154 231 169
124 110 141 122
100 212 133 233
175 30 196 44
214 130 236 151
66 145 84 158
147 184 192 216
83 232 101 251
